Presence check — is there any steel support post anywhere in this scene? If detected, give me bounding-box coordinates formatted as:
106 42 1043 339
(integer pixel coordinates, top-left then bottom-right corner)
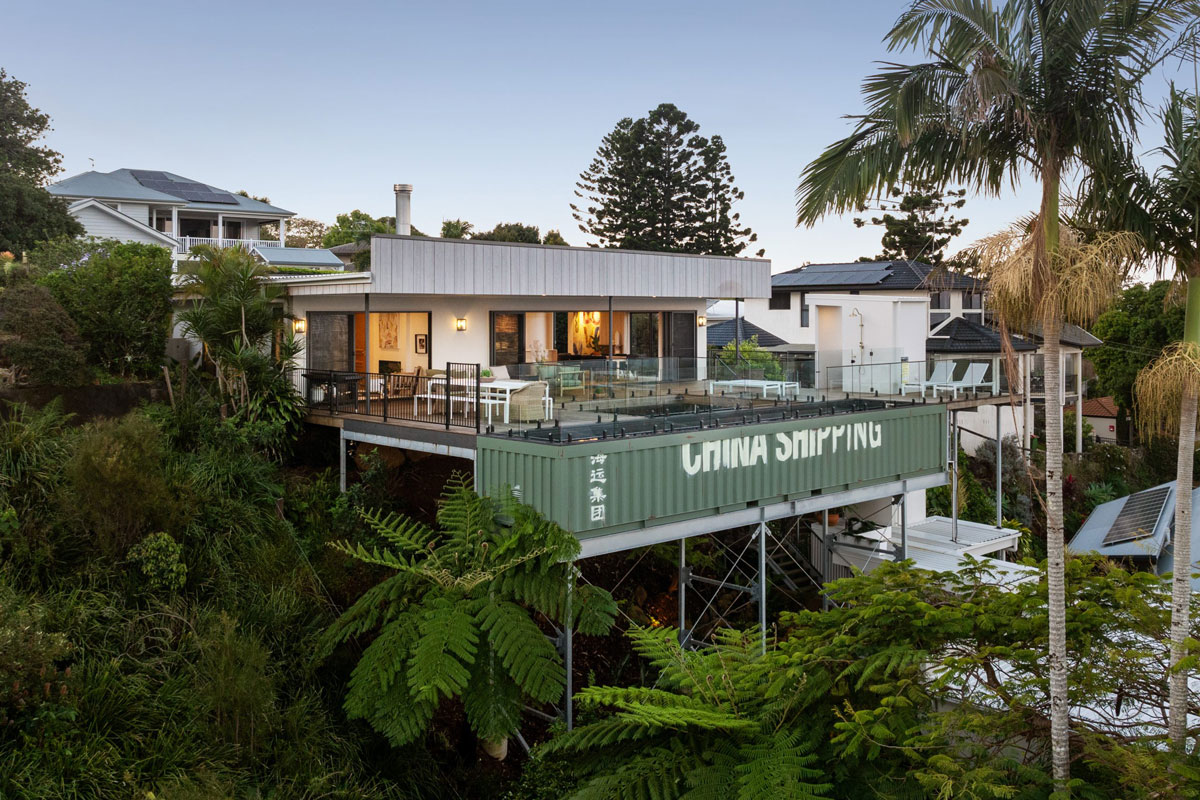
821 509 831 611
900 492 908 561
564 564 574 731
339 429 347 493
996 403 1003 528
678 539 687 647
951 410 960 543
757 522 767 655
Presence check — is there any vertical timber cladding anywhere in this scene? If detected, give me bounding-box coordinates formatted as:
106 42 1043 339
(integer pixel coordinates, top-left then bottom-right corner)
475 404 948 541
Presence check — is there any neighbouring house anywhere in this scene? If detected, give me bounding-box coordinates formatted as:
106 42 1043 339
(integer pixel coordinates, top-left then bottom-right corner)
46 168 335 267
1070 482 1200 591
329 240 368 270
721 259 1099 454
1082 395 1120 444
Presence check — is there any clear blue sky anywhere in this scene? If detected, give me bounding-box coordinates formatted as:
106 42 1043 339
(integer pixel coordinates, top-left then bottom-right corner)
6 1 1193 272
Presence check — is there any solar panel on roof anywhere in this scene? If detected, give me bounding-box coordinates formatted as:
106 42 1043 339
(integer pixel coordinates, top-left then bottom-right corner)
775 266 892 287
1102 485 1170 546
130 170 170 183
127 172 240 204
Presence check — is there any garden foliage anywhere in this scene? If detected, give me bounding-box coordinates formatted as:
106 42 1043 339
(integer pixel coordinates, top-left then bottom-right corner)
321 476 617 748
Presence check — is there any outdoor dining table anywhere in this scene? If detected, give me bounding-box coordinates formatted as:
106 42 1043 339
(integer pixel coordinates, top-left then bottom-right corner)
413 376 477 417
707 379 800 399
480 379 550 424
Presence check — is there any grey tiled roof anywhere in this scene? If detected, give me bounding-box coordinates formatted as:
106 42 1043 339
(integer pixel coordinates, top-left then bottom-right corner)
773 260 981 292
49 169 293 216
926 316 1036 354
706 318 786 348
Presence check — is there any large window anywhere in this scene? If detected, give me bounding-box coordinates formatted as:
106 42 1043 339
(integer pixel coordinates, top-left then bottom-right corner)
769 290 790 310
491 312 525 368
800 292 810 327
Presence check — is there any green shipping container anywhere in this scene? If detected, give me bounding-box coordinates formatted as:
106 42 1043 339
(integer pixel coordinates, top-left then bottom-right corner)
476 403 947 541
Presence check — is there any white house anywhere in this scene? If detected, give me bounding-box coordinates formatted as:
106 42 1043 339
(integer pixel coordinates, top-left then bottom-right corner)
723 259 1096 454
47 168 342 270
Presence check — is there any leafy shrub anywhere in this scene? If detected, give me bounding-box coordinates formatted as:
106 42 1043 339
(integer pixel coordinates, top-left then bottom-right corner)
714 335 783 380
61 413 177 556
35 238 175 378
0 581 74 736
0 283 89 386
127 532 187 594
193 612 276 757
927 450 996 524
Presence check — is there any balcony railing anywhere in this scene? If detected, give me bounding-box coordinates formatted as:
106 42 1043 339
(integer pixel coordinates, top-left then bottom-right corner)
302 364 482 431
175 236 283 253
825 356 1013 400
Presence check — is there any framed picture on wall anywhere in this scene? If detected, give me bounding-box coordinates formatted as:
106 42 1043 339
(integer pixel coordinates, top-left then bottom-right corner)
378 314 399 349
415 333 428 354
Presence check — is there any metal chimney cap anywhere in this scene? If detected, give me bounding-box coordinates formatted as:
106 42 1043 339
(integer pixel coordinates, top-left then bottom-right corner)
393 183 413 193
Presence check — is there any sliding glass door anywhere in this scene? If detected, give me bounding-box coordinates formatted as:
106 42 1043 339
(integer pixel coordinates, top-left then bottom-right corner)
306 312 355 372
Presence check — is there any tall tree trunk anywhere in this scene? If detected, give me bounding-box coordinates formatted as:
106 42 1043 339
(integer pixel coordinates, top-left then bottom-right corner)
1043 320 1071 788
1168 276 1200 749
1039 161 1071 790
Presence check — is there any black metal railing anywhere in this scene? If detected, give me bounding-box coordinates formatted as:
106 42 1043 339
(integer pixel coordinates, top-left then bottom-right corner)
302 363 481 431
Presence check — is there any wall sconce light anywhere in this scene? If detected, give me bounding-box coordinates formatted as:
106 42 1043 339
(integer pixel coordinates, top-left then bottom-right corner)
697 316 707 327
589 311 602 324
292 318 307 334
455 317 467 332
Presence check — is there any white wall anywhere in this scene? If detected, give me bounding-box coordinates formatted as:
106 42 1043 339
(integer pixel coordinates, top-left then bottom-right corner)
116 202 150 225
369 312 429 372
72 204 172 246
1086 415 1118 442
742 296 809 346
744 287 978 348
810 294 929 391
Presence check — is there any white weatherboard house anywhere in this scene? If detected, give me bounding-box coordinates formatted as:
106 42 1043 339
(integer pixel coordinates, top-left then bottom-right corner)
47 168 342 269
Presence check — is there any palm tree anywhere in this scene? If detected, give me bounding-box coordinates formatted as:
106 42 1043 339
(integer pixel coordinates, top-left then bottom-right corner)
795 1 1196 786
1080 87 1200 748
176 245 288 413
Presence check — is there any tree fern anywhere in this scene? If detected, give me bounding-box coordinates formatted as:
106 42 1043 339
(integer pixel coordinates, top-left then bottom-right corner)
322 474 615 749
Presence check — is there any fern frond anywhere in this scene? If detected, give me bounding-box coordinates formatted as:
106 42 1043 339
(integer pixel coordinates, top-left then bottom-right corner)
477 599 565 703
360 506 438 555
734 728 832 800
573 582 618 635
462 637 523 743
407 596 478 702
569 739 702 800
